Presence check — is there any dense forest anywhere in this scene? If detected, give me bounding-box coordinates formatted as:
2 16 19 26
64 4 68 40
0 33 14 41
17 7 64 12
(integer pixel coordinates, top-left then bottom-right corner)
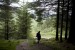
0 0 58 39
0 0 75 50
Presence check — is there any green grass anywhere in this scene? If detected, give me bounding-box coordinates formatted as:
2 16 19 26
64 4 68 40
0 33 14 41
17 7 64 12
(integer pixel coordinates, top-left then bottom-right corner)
0 38 74 50
0 40 17 50
0 39 25 50
27 38 75 50
41 38 75 50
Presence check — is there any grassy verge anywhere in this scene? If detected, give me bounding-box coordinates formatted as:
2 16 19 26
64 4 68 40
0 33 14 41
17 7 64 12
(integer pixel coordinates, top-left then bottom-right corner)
0 39 25 50
2 38 74 50
27 38 75 50
41 38 75 50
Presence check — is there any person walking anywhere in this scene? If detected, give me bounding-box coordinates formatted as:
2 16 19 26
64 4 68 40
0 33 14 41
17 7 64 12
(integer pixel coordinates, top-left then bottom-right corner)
36 31 41 43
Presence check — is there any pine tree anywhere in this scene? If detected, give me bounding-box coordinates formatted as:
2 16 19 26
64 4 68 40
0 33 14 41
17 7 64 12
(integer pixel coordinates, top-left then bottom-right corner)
17 3 31 39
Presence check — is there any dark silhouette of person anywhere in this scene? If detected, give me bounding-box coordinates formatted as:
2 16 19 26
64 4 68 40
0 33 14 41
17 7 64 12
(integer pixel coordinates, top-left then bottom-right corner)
36 31 41 43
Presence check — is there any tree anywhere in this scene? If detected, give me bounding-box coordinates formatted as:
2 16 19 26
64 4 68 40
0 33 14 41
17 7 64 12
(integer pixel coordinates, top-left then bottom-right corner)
28 0 57 22
65 0 69 40
0 0 19 40
56 0 59 41
56 0 72 41
16 3 31 39
60 0 65 42
0 0 12 40
10 0 19 3
68 0 75 44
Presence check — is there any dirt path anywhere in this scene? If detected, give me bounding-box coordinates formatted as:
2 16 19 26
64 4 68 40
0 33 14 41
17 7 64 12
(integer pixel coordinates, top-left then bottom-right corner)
16 40 53 50
30 43 53 50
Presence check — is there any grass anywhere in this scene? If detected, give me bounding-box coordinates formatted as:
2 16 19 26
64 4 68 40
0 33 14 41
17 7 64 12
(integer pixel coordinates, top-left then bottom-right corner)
0 38 75 50
0 39 25 50
0 40 17 50
41 38 75 50
27 38 75 50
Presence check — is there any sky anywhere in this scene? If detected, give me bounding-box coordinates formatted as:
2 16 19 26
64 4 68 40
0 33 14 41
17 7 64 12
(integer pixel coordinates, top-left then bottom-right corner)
0 0 57 15
5 0 56 15
10 0 35 7
19 0 34 2
18 0 57 15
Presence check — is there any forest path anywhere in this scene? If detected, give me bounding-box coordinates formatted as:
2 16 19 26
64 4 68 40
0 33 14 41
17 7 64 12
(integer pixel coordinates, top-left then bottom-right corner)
16 39 53 50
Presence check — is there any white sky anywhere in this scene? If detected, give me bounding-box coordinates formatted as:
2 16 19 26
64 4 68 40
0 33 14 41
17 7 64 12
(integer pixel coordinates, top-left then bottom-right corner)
18 0 35 6
19 0 34 2
10 0 56 15
10 0 34 7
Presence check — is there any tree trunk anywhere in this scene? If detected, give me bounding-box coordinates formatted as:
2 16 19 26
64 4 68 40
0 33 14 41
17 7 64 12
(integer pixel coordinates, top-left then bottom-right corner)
60 0 64 42
56 0 59 41
4 0 10 40
68 0 75 44
5 20 9 40
65 0 69 40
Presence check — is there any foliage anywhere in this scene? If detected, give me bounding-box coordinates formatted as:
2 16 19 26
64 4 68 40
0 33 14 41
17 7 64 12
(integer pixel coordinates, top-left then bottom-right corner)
11 0 19 3
27 0 57 22
0 1 32 39
31 16 56 38
16 4 32 39
0 40 19 50
0 0 14 40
